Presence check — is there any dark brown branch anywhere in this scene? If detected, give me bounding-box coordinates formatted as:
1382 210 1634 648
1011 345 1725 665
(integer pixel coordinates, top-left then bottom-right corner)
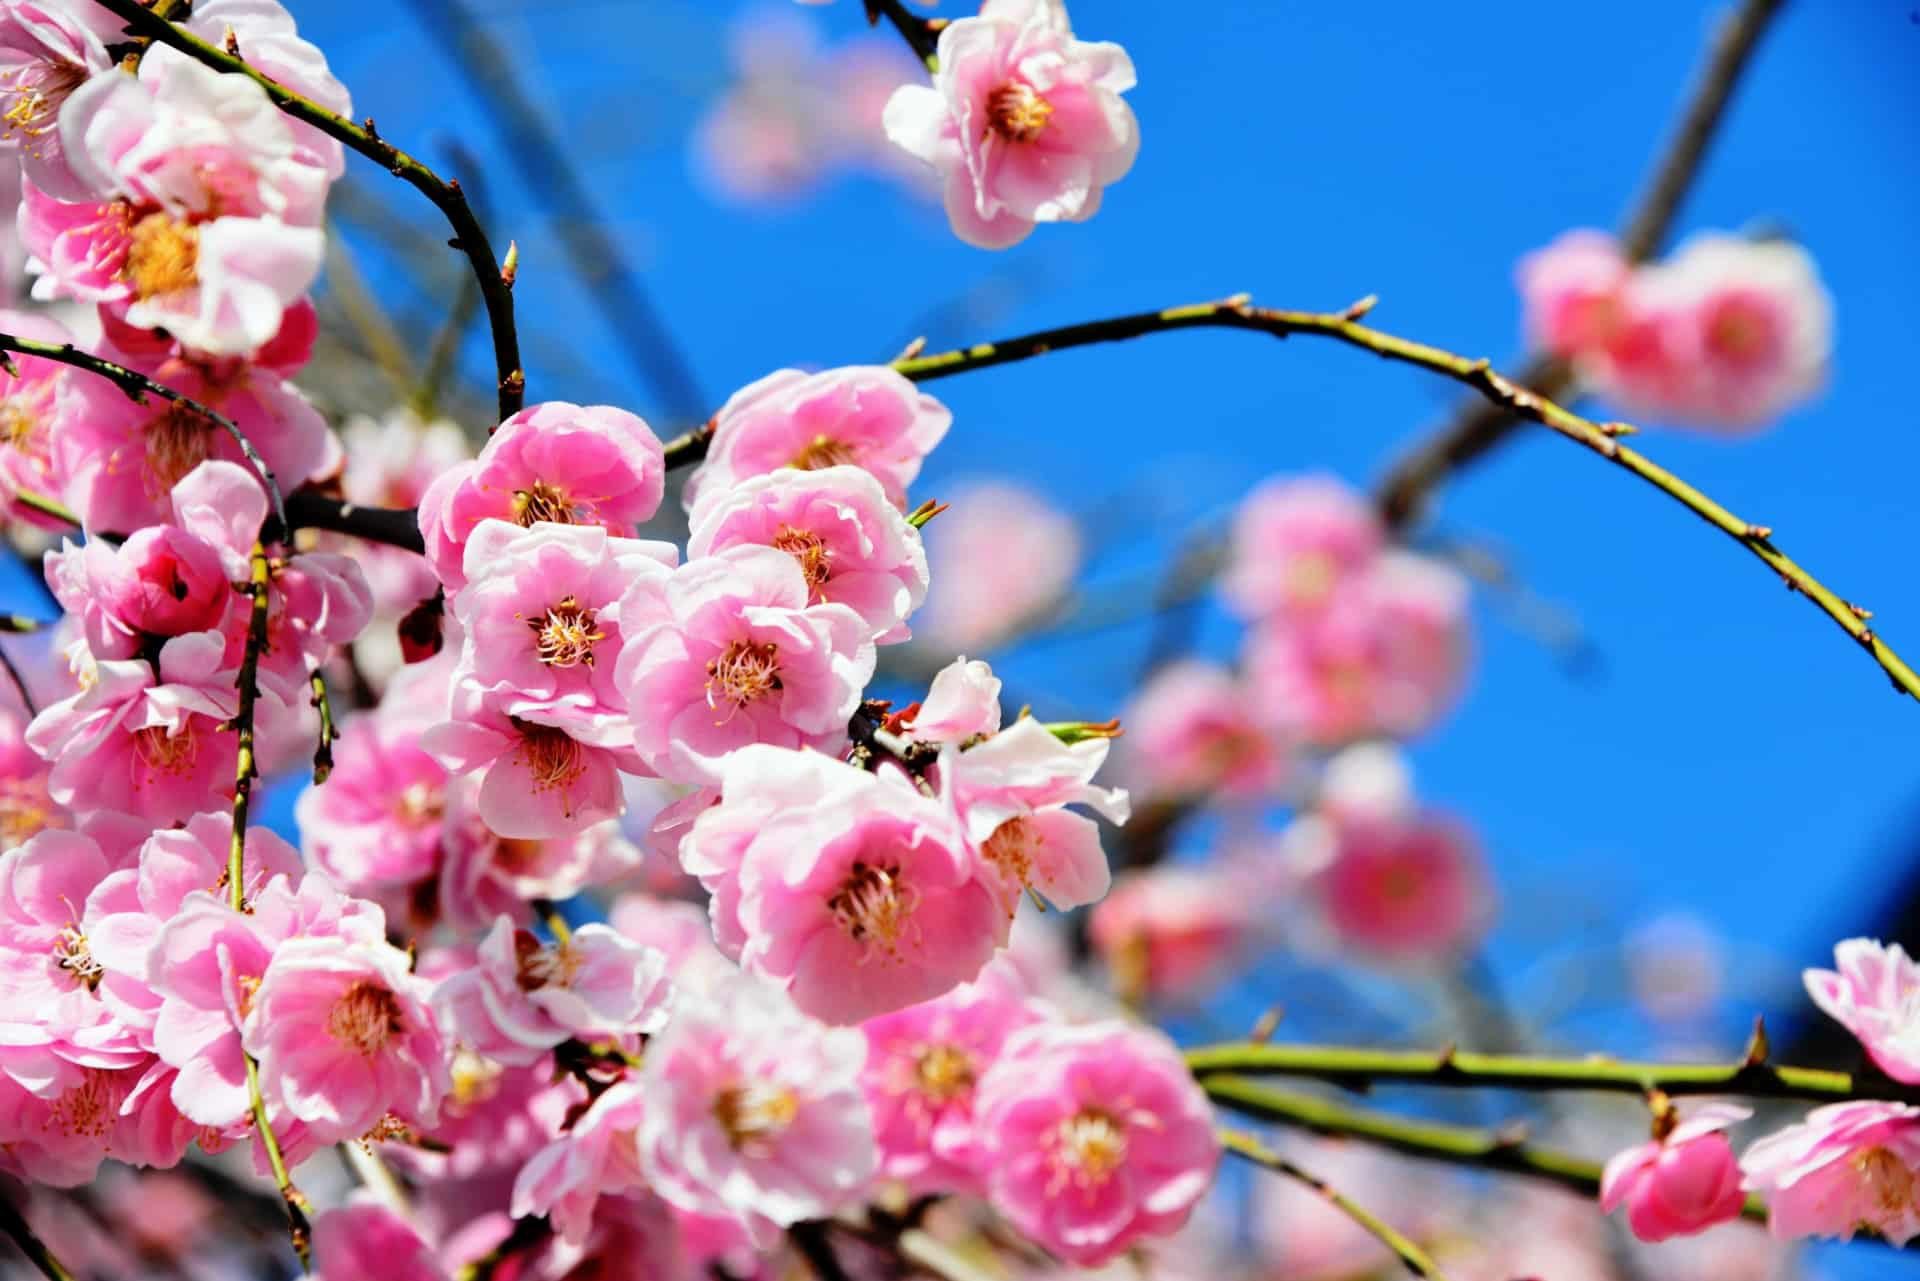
1371 0 1788 529
92 0 527 423
285 490 426 554
863 0 942 67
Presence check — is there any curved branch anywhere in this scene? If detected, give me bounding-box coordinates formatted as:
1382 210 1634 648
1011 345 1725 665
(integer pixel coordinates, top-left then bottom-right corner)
894 294 1920 705
0 333 285 538
92 0 527 423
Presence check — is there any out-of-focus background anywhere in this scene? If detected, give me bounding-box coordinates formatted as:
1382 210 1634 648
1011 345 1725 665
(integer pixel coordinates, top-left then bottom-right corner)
4 1 1918 1274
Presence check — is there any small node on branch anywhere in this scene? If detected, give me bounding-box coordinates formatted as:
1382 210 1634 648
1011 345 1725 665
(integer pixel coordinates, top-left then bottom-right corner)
1742 1015 1771 1067
1851 603 1875 620
905 499 948 528
1744 523 1773 541
1646 1088 1678 1141
1340 294 1380 322
1491 1121 1531 1149
501 240 519 289
1249 1005 1284 1045
1599 421 1639 437
1859 628 1879 649
894 335 928 362
223 27 240 57
364 115 381 140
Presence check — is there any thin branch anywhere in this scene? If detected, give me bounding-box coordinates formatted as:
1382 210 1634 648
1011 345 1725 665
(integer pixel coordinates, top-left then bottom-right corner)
92 0 526 422
863 0 942 69
893 294 1920 705
310 670 337 784
284 491 426 555
789 1221 855 1281
229 543 311 1271
8 488 78 528
0 332 285 538
1372 0 1788 527
1221 1129 1454 1281
400 0 709 426
0 1191 73 1281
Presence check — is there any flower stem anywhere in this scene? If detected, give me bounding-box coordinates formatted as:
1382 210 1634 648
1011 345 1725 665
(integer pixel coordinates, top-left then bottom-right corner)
0 1193 75 1281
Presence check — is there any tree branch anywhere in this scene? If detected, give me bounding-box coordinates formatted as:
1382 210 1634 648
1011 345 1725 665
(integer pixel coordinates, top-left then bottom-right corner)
92 0 527 423
0 1190 74 1281
863 0 942 69
1372 0 1789 528
894 293 1920 706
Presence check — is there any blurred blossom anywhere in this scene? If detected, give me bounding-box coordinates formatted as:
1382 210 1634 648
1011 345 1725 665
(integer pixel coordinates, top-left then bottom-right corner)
1316 740 1416 822
1601 1102 1751 1242
1436 1186 1617 1281
1222 473 1383 624
332 408 471 615
1251 1133 1456 1281
1803 938 1920 1084
914 480 1081 653
1288 807 1492 964
1088 865 1257 1001
1119 660 1288 803
1626 911 1727 1026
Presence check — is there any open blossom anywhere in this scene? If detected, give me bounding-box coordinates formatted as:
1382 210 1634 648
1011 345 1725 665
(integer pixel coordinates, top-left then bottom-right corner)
974 1020 1218 1265
616 546 876 786
416 401 667 593
0 1 119 199
512 1077 650 1243
1602 1104 1751 1243
1742 1101 1920 1244
422 683 635 841
41 47 329 354
180 0 354 180
883 0 1138 249
1121 661 1286 801
332 409 471 613
858 967 1043 1195
688 465 929 644
637 978 876 1234
685 366 950 511
681 745 1005 1024
1222 474 1384 622
1804 938 1920 1084
914 481 1080 652
435 915 672 1067
243 932 450 1145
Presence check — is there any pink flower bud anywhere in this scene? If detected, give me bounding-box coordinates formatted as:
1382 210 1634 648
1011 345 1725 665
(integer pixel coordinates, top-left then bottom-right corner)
1601 1104 1751 1242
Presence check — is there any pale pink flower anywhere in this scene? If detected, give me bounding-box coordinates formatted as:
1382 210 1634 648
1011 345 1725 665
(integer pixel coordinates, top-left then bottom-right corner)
974 1019 1218 1265
1317 741 1416 823
693 9 835 204
1121 660 1286 801
511 1077 650 1244
435 915 672 1067
1602 1103 1751 1243
1742 1100 1920 1244
914 481 1079 652
940 715 1128 916
296 684 452 901
312 1198 449 1281
45 46 330 353
0 0 119 199
181 0 354 181
688 465 929 644
686 365 950 510
908 655 1003 743
883 0 1138 248
1087 866 1255 1000
637 978 876 1234
1804 938 1920 1084
1517 229 1632 360
0 1062 156 1186
608 890 739 997
1243 550 1471 746
683 745 1005 1023
616 546 876 786
243 932 451 1145
416 401 667 593
0 307 74 527
1298 810 1490 963
858 967 1043 1195
1222 474 1384 622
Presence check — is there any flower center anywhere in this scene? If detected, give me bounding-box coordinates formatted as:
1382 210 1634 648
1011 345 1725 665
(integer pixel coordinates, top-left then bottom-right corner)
131 724 198 776
1704 296 1778 368
714 1082 799 1155
912 1043 975 1104
771 524 832 590
394 780 444 827
981 817 1036 900
124 211 201 300
326 979 405 1056
1854 1146 1920 1217
511 719 587 795
0 776 62 851
50 1070 115 1138
143 403 215 494
1049 1107 1129 1189
788 435 860 471
449 1048 505 1108
828 861 917 952
526 595 605 668
53 926 103 993
705 639 782 714
987 83 1054 143
512 928 580 992
1285 553 1338 607
511 480 577 527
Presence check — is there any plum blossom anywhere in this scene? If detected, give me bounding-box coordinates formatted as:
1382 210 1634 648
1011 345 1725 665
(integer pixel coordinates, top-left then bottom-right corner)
1120 661 1286 802
1518 229 1634 362
511 1077 650 1244
688 465 929 644
685 365 950 511
1222 474 1384 622
616 546 876 786
681 745 1005 1023
908 655 1003 744
1602 1103 1752 1243
914 481 1080 652
1803 938 1920 1085
1294 809 1490 963
0 1 119 200
973 1019 1218 1265
883 0 1138 248
416 401 667 593
1742 1101 1920 1244
311 1198 449 1281
180 0 354 180
637 978 876 1235
45 523 230 662
434 915 672 1067
1087 866 1256 1001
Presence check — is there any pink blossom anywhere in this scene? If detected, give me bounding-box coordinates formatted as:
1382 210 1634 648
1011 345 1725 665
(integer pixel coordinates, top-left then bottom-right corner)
0 0 118 200
332 409 471 613
1222 474 1384 622
1804 938 1920 1085
0 705 67 853
45 524 232 661
312 1198 449 1281
0 1062 156 1186
416 401 667 593
908 656 1003 743
1602 1104 1751 1243
616 546 876 786
243 932 450 1145
688 464 929 644
181 0 354 181
1742 1100 1920 1244
399 1044 582 1184
1518 229 1632 360
683 745 1005 1023
858 967 1043 1194
1087 866 1255 1000
0 307 74 527
1243 550 1471 746
913 481 1080 652
883 0 1138 248
1121 661 1286 801
973 1019 1218 1265
1299 810 1490 963
637 978 876 1233
511 1077 650 1243
940 715 1128 916
435 915 672 1067
685 365 950 511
